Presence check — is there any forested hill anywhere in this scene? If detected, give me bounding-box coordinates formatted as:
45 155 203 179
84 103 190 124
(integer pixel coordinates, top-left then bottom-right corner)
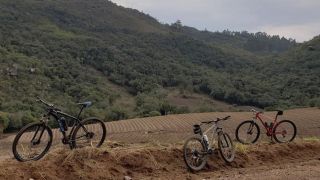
0 0 319 131
179 26 296 54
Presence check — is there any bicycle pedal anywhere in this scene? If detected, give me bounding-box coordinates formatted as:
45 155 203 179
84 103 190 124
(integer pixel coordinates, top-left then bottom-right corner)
62 138 69 144
207 148 215 154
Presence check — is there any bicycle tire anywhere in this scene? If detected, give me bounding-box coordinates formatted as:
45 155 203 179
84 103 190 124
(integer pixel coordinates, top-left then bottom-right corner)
218 132 235 163
183 136 208 171
71 118 106 148
236 120 260 144
273 120 297 143
12 122 53 162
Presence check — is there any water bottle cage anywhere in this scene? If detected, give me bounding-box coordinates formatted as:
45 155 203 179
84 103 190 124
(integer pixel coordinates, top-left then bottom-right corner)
203 135 209 148
265 122 274 136
265 122 274 129
58 117 68 132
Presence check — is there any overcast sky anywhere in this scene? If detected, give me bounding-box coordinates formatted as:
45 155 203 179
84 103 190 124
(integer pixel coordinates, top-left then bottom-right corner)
111 0 320 42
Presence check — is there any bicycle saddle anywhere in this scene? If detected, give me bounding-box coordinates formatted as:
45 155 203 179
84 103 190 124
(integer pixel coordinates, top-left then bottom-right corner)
78 101 92 108
276 110 283 116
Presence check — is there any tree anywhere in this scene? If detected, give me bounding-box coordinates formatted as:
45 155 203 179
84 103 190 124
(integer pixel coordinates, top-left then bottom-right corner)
171 20 183 30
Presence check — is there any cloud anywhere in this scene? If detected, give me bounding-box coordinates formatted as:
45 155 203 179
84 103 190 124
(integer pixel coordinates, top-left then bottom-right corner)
258 22 320 42
111 0 320 42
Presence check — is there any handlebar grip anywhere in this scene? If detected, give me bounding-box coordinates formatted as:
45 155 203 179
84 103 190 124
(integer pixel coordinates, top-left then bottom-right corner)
36 98 54 107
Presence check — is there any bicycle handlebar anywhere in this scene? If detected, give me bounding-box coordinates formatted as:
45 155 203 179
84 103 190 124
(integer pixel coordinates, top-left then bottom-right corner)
36 97 60 111
201 115 231 124
218 115 231 121
36 97 52 107
251 109 263 114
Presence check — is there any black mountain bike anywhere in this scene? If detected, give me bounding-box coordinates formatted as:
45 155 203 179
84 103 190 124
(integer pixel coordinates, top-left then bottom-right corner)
183 116 235 171
12 98 107 162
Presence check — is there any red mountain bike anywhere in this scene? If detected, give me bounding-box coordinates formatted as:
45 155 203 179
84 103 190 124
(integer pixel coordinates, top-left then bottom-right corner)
236 109 297 144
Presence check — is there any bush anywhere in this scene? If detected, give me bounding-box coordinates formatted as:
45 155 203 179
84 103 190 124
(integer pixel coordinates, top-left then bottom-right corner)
309 98 320 107
0 112 10 133
148 111 161 117
106 107 128 121
173 106 190 114
21 111 36 126
6 113 24 131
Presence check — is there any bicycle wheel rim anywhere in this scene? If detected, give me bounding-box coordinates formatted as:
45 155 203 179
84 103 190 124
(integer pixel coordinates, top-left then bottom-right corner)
72 119 106 148
219 133 235 162
237 121 259 144
273 120 296 143
183 137 207 171
13 124 52 161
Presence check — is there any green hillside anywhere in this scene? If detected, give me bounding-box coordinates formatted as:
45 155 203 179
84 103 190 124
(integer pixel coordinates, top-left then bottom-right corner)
0 0 319 131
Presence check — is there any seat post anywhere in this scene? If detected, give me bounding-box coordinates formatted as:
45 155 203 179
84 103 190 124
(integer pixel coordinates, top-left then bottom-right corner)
77 106 85 119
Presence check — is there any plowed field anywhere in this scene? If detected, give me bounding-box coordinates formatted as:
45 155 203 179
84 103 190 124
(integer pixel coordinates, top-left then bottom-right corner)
0 108 320 179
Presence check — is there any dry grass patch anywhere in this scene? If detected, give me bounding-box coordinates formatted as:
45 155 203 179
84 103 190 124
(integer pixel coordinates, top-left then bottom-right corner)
234 142 249 154
303 136 320 142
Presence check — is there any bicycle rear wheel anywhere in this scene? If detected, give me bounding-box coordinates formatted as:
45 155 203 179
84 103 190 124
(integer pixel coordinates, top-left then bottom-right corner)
71 118 106 148
183 136 208 171
12 122 53 162
218 132 235 163
273 120 297 143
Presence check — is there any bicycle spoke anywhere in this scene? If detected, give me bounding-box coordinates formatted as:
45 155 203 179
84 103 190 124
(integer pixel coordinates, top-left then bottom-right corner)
75 134 87 140
237 122 259 144
184 138 206 170
273 120 296 143
14 124 51 161
72 119 106 149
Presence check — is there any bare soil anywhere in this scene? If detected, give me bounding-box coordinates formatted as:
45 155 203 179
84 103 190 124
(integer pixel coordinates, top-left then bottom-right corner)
106 107 320 143
0 141 320 179
0 108 319 179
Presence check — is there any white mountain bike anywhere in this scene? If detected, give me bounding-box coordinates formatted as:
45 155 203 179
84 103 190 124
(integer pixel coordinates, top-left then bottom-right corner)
183 116 235 171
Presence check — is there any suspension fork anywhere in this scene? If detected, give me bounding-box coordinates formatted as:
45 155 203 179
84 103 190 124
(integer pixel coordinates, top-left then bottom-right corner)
248 122 254 133
31 124 46 145
218 130 229 148
246 120 257 134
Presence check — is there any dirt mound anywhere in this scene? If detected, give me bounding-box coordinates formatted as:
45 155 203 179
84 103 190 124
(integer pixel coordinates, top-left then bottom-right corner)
0 141 320 179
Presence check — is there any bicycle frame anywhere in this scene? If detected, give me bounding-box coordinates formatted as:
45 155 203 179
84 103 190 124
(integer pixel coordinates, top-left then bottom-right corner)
254 112 280 136
12 98 107 162
185 116 234 170
41 107 89 144
202 122 224 149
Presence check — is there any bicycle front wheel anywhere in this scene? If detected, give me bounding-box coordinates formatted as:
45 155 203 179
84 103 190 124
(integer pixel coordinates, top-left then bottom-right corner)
218 132 235 163
273 120 297 143
12 122 53 162
71 118 106 148
183 136 208 171
236 120 260 144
